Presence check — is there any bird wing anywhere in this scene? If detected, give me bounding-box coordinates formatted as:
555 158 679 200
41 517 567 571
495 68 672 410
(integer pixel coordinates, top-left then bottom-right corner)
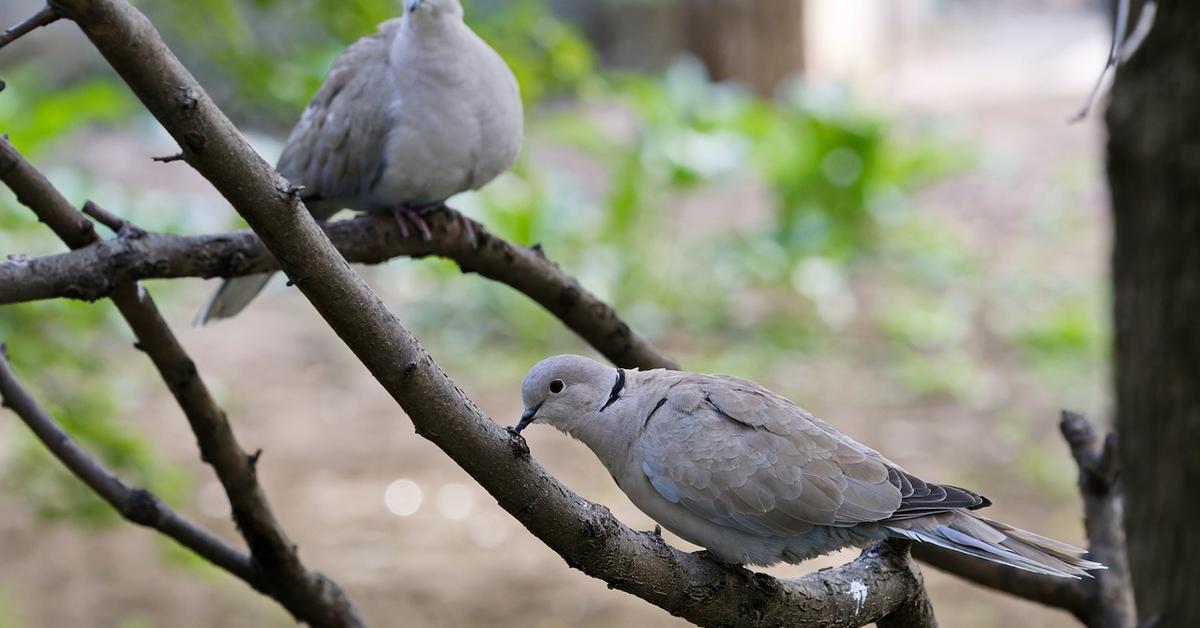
638 374 987 537
275 19 404 212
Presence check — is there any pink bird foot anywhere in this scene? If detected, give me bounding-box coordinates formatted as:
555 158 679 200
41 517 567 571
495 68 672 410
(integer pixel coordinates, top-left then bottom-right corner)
391 205 433 241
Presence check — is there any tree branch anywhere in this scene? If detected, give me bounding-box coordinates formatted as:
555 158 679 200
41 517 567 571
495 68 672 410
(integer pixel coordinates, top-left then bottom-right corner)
35 0 941 625
913 411 1133 628
0 208 675 371
1060 411 1135 628
0 345 262 588
0 137 363 628
8 0 1122 624
0 4 60 51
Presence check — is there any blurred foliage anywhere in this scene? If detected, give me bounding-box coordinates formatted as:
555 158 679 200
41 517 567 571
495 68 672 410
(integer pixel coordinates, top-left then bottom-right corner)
0 0 1109 562
141 0 597 123
0 589 18 628
426 57 960 373
0 67 189 530
0 71 137 159
0 300 188 527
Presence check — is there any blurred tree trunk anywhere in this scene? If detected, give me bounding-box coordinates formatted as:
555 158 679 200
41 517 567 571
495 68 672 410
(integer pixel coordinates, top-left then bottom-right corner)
1106 2 1200 627
570 0 806 96
680 0 806 95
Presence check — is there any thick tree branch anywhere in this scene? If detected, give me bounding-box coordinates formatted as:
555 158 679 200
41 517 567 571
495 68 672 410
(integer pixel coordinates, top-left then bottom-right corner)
0 345 262 587
913 411 1132 628
0 137 363 628
35 0 941 625
0 5 60 50
0 209 675 371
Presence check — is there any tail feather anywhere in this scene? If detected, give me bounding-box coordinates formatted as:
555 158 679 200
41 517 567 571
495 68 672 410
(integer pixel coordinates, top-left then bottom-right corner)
885 511 1104 579
195 273 274 325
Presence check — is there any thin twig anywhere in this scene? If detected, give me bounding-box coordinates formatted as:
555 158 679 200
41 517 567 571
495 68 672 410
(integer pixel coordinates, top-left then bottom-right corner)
0 345 263 588
0 136 363 628
151 152 184 164
81 199 129 233
0 5 60 51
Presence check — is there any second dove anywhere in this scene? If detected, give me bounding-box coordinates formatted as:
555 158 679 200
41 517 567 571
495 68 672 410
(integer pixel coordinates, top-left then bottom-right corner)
516 354 1103 578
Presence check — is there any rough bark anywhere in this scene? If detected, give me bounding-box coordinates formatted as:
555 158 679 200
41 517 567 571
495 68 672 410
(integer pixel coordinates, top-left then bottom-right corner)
913 412 1132 628
29 0 937 625
0 137 363 627
0 3 59 50
0 347 262 588
0 196 676 371
1107 1 1200 626
0 0 1144 625
1060 412 1135 628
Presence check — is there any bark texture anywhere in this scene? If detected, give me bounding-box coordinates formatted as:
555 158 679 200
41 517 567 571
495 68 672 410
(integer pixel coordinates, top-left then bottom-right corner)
23 0 935 625
0 0 1145 625
0 136 364 628
1107 2 1200 626
0 204 675 371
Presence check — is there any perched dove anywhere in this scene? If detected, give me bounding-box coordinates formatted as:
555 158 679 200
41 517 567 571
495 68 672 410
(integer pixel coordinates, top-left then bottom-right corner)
515 355 1103 577
197 0 523 324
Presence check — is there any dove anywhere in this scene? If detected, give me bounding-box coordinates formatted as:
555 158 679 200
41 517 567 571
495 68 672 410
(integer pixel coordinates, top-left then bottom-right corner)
515 355 1103 577
197 0 523 324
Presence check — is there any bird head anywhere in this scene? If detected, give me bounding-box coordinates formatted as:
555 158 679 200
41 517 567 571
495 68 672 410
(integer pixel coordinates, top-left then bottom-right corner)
404 0 463 18
516 355 620 435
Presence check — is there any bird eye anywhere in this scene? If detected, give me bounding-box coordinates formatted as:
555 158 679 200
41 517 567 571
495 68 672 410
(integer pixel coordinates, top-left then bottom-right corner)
549 379 564 394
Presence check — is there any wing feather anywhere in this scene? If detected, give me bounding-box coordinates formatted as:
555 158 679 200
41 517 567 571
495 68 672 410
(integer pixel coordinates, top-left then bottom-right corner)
276 19 403 211
639 375 989 538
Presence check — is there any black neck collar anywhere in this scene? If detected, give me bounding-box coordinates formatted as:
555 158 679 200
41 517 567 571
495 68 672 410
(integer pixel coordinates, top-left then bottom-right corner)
599 368 625 412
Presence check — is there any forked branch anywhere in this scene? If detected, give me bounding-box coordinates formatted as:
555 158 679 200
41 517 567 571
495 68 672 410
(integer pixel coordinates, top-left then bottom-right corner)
0 346 261 587
913 411 1131 628
0 137 363 627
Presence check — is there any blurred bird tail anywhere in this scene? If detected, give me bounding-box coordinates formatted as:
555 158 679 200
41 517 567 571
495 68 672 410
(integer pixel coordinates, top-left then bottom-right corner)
884 511 1104 578
194 273 274 325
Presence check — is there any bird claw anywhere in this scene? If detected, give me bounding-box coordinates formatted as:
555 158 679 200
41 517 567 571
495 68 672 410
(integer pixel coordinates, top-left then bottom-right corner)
392 205 433 241
459 212 478 248
438 205 479 249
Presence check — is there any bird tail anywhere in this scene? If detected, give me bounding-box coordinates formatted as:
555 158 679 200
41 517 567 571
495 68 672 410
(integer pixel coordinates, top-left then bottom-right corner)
884 510 1104 578
194 273 274 325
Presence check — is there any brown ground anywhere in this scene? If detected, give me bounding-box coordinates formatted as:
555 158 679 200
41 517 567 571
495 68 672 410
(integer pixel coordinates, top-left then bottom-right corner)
0 5 1111 627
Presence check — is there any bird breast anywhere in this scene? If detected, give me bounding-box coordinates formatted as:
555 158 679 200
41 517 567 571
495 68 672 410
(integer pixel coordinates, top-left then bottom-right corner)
372 28 522 207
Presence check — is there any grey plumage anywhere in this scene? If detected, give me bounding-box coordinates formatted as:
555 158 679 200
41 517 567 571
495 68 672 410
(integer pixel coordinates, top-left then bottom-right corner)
197 0 523 324
516 354 1103 578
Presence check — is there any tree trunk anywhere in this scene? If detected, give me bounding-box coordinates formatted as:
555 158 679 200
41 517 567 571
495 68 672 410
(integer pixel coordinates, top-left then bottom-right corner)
680 0 806 96
572 0 807 96
1106 2 1200 626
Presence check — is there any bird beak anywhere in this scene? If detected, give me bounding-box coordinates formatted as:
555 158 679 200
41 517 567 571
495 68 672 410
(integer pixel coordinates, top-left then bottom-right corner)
515 402 542 433
405 0 423 13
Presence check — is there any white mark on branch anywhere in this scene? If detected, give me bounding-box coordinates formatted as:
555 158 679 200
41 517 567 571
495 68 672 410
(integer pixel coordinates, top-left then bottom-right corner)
849 580 868 613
